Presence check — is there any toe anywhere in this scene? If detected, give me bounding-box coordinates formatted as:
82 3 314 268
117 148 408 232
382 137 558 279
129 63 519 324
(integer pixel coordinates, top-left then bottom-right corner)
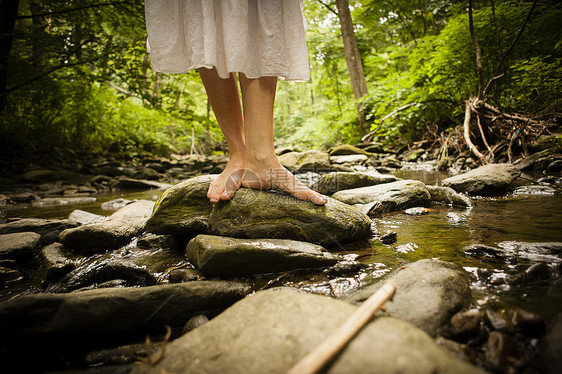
310 193 328 205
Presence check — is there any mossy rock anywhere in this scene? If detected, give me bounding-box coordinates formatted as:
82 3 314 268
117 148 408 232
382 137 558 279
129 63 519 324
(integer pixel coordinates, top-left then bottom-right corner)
145 175 216 235
207 188 371 247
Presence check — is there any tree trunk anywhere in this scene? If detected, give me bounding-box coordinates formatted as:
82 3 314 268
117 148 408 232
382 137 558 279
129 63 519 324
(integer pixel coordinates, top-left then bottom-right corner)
0 0 20 111
335 0 368 135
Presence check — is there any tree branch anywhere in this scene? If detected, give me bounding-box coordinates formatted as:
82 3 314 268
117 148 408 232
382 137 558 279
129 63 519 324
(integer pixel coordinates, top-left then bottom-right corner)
483 0 538 96
361 102 418 142
316 0 337 15
16 1 142 19
464 98 488 164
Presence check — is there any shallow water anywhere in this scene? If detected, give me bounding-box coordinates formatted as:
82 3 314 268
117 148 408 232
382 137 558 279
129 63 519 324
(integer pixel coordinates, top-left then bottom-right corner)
2 169 562 319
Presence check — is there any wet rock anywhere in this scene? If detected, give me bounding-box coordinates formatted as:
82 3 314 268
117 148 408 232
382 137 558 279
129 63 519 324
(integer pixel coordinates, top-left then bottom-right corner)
509 262 551 285
394 242 418 253
0 260 23 285
0 281 251 336
145 175 215 235
0 232 41 260
464 244 508 263
497 241 562 263
332 179 431 217
426 185 472 207
168 268 200 283
131 288 482 374
347 259 472 336
358 142 384 153
324 261 366 276
534 312 562 374
329 154 368 164
186 235 339 277
402 148 426 162
441 163 521 196
450 309 483 339
404 207 429 215
446 212 468 225
485 310 512 333
436 337 470 362
510 309 545 334
100 198 132 211
207 189 372 247
182 314 209 334
311 171 398 195
0 194 13 205
137 233 182 251
546 159 562 173
59 200 155 252
513 185 557 195
48 260 157 293
111 177 171 190
0 218 76 245
68 209 106 226
37 243 80 288
31 196 97 207
278 150 330 172
380 155 401 168
485 331 513 371
380 230 397 244
7 192 39 203
131 167 159 180
329 144 372 156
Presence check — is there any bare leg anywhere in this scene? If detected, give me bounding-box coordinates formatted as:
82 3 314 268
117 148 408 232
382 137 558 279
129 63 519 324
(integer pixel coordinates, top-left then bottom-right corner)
199 68 246 203
239 73 327 205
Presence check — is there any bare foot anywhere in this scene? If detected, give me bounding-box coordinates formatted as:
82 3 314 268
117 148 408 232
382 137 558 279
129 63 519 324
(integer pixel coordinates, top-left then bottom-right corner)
207 157 245 203
241 158 328 205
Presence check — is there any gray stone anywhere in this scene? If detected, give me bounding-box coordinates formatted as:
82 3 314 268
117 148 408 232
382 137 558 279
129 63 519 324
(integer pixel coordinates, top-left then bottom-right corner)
144 175 216 235
111 177 171 190
37 243 80 288
0 232 41 259
0 281 251 336
332 179 431 215
131 288 483 374
68 209 106 225
426 185 472 207
207 188 372 247
101 198 131 211
278 150 330 172
329 154 368 164
441 163 521 196
513 185 557 195
0 218 76 245
347 259 472 336
182 314 209 334
137 233 182 251
59 200 155 252
329 144 372 156
312 171 398 195
186 235 339 277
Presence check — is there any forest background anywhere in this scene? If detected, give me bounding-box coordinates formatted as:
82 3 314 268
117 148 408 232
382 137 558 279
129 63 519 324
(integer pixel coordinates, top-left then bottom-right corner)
0 0 560 171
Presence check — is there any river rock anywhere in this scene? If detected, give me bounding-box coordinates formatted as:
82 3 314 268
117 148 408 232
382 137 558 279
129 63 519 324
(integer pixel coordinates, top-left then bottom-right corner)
68 209 106 225
311 171 398 195
347 259 472 336
0 232 41 260
278 150 330 172
332 179 431 217
329 144 372 156
513 185 557 195
144 175 215 235
111 176 171 190
0 281 251 336
426 185 472 207
534 312 562 374
186 235 339 277
31 196 97 207
207 188 372 247
131 288 483 374
48 260 157 293
441 163 521 196
0 218 76 245
100 198 131 211
329 154 368 164
37 243 80 288
59 199 155 252
137 233 182 251
496 241 562 263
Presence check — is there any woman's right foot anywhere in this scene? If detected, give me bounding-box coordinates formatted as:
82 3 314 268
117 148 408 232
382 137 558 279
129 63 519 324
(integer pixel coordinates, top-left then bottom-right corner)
207 156 245 203
241 157 327 205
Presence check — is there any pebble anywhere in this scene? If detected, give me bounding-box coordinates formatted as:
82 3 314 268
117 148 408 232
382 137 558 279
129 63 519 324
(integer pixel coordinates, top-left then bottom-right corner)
183 314 209 334
450 309 482 339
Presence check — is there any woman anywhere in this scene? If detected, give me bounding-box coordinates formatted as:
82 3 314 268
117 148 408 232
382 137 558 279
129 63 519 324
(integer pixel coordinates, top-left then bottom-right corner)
145 0 327 205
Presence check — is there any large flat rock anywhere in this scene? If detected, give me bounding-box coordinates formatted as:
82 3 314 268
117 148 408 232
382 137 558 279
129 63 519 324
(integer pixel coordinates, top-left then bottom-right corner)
0 232 41 259
186 234 339 277
0 281 251 337
331 179 431 216
144 175 216 235
59 200 155 252
278 150 330 172
441 163 521 196
346 259 472 336
312 171 398 195
207 188 372 247
0 218 76 245
132 288 483 374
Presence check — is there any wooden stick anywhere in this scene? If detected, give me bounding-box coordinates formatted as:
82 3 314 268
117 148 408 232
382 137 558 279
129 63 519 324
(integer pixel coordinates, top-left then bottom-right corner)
287 280 397 374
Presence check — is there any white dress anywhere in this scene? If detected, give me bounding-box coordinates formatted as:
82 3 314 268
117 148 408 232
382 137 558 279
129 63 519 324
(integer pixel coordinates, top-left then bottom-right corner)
145 0 310 81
